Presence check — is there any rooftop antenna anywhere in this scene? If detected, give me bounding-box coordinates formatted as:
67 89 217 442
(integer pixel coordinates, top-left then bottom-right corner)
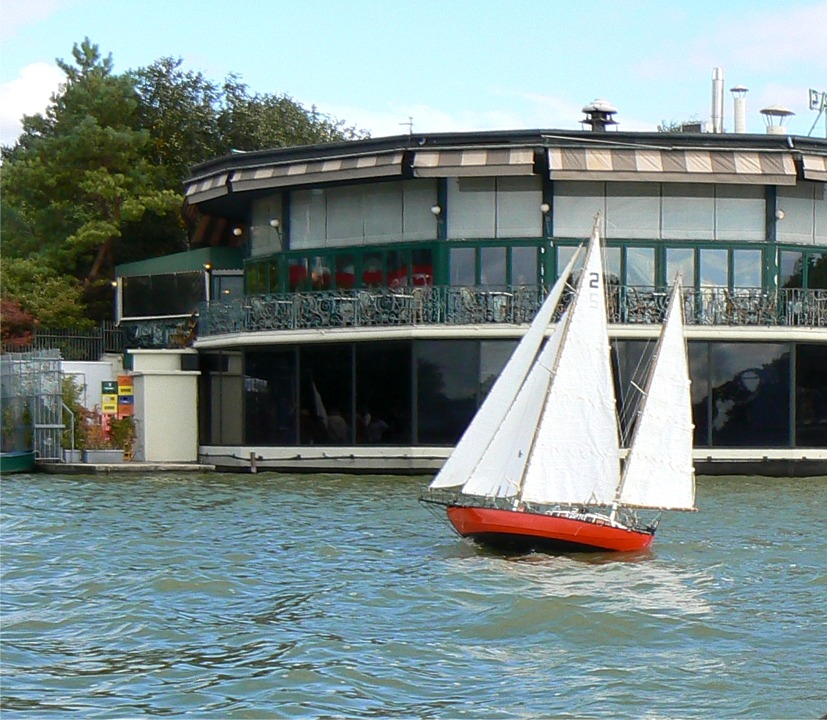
807 88 826 138
399 116 413 136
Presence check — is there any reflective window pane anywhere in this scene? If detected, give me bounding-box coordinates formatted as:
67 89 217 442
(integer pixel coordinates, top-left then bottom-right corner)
450 247 476 286
480 246 506 286
732 249 762 288
796 344 827 446
710 343 790 447
666 247 695 286
416 340 478 444
626 247 655 286
362 251 383 288
300 344 353 445
356 342 412 444
412 249 433 286
780 251 804 289
511 246 538 286
699 248 728 287
807 252 827 289
244 350 297 445
335 255 356 289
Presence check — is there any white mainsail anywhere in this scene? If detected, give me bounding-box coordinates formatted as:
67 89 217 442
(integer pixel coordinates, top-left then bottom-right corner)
520 227 621 506
616 281 696 510
428 248 583 490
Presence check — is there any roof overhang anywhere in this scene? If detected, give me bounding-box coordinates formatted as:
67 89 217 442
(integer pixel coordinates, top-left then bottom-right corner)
548 147 797 184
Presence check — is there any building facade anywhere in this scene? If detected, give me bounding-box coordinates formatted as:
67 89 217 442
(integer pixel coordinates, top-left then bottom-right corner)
126 127 827 474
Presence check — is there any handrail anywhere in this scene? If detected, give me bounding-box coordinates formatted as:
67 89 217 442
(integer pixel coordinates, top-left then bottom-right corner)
196 285 827 337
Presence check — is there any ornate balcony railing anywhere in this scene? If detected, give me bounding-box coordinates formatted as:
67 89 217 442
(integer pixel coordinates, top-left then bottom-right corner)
197 286 827 338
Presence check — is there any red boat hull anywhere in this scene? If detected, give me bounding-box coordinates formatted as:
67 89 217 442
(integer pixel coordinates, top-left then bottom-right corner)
447 505 654 553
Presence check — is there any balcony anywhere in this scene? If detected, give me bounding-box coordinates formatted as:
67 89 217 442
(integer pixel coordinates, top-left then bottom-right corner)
197 286 827 338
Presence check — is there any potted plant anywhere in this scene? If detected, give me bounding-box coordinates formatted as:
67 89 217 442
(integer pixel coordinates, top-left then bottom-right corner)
109 416 136 461
61 376 86 462
81 409 125 464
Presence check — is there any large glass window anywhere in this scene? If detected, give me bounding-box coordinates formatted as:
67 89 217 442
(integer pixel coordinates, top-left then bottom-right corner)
356 342 412 444
244 350 297 445
299 344 353 445
795 344 827 447
416 340 478 444
121 272 206 319
709 343 790 447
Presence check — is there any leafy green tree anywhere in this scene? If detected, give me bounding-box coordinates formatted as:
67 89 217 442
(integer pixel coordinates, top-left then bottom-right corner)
1 257 92 328
1 40 368 325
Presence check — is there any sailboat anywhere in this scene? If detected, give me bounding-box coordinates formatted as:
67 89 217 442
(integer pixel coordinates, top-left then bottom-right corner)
422 225 696 553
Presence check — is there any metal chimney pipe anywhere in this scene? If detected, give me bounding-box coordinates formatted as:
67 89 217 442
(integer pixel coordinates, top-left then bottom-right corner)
712 68 725 133
731 85 748 133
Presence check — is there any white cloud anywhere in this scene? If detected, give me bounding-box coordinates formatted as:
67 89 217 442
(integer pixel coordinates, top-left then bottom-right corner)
0 62 64 146
0 0 71 41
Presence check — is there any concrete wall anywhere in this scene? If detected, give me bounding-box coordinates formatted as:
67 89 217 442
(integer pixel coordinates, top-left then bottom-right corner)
129 350 200 462
62 356 124 411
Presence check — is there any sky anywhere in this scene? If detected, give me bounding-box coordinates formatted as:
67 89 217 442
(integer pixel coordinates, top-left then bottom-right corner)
1 0 826 147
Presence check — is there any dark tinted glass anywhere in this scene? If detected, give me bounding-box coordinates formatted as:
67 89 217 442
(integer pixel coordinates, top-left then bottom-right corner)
356 342 412 444
299 344 353 445
244 350 297 445
795 344 827 447
710 343 790 447
416 340 478 444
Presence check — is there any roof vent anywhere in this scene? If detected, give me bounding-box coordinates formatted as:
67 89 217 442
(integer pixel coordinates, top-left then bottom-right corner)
730 85 749 133
581 99 618 132
760 104 794 135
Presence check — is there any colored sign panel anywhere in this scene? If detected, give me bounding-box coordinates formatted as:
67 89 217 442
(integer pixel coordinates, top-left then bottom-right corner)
101 394 118 414
102 380 118 394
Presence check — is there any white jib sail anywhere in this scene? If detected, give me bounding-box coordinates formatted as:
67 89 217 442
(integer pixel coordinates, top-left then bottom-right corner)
520 228 621 506
460 311 567 498
617 281 696 510
428 248 583 490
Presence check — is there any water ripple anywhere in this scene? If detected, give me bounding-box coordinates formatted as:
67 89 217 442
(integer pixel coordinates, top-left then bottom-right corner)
1 473 825 718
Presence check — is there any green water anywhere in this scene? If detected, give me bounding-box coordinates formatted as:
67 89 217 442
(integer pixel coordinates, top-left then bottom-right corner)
1 473 825 718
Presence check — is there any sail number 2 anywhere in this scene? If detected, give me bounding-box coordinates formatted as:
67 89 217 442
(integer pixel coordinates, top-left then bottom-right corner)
589 272 600 309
